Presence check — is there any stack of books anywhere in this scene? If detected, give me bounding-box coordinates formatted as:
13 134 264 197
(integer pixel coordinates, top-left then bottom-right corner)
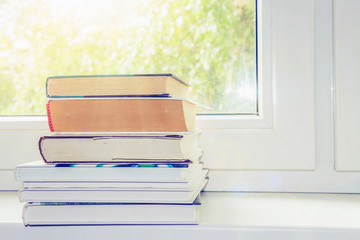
15 74 208 226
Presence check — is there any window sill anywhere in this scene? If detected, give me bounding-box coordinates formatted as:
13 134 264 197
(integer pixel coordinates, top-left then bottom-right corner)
2 191 360 240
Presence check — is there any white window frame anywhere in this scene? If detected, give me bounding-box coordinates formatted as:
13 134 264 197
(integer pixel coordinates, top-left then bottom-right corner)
2 0 360 193
333 0 360 172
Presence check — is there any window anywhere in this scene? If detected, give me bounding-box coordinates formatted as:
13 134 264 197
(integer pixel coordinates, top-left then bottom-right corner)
6 0 357 195
0 0 257 115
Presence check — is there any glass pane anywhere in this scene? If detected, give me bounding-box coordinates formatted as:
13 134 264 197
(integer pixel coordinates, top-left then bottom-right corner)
0 0 256 115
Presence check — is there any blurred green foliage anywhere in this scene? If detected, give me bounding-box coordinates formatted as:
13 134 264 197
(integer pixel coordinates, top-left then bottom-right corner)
0 0 256 115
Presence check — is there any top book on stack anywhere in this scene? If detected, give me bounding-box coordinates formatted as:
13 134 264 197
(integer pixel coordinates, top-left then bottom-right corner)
46 74 196 133
46 73 189 98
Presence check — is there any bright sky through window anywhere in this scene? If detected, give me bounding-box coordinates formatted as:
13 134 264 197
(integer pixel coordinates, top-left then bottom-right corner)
0 0 256 115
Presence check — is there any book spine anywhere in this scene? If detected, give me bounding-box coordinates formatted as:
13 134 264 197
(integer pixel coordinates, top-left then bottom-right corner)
46 102 55 132
45 76 51 97
38 136 48 163
22 203 30 227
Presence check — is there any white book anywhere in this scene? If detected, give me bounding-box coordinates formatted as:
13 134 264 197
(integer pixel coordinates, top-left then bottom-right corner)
23 200 201 226
16 161 203 182
39 133 202 164
18 178 207 203
22 170 208 190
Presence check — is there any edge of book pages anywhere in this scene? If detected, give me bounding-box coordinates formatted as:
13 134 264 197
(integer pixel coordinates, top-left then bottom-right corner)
46 73 190 86
18 178 208 203
22 170 209 190
15 161 205 183
22 195 201 226
48 131 199 136
46 97 196 102
38 132 203 164
46 73 191 98
16 160 203 168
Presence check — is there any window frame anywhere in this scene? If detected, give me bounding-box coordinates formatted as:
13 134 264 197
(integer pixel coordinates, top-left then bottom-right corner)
3 0 360 193
0 0 311 190
0 0 312 190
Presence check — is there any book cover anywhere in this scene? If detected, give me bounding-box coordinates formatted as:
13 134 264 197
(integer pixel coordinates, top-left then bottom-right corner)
38 133 202 164
15 161 203 182
23 197 201 226
22 170 209 190
46 98 196 132
18 178 208 203
46 73 190 98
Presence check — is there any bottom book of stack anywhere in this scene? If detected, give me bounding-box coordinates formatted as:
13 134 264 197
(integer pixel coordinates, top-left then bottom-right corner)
23 199 201 226
16 161 208 226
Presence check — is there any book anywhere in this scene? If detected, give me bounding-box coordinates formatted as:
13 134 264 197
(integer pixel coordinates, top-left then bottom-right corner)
46 98 196 132
21 170 209 190
22 199 201 226
15 161 203 182
38 133 202 164
46 73 190 98
18 178 207 203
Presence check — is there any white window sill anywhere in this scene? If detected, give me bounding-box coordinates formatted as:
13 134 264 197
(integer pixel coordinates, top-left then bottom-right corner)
2 191 360 240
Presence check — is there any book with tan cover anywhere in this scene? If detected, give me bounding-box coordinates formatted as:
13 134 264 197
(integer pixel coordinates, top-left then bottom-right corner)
46 98 196 132
46 74 190 98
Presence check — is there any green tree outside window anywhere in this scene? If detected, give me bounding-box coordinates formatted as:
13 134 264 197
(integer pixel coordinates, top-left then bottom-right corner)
0 0 256 115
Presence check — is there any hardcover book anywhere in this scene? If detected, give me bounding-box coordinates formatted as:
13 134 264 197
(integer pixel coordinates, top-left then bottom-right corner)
18 178 208 203
46 73 190 98
46 98 196 132
15 161 203 182
21 170 209 190
23 198 201 226
38 133 202 164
